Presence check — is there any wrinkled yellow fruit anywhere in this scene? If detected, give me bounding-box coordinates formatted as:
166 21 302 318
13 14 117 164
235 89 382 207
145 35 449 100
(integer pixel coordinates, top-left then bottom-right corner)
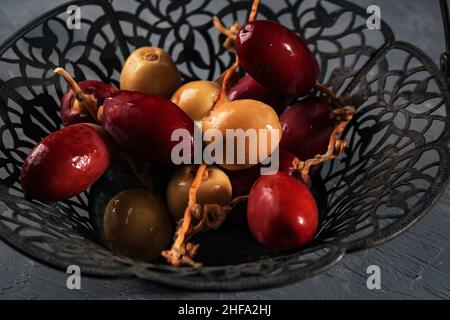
171 80 221 121
120 47 181 98
104 188 172 261
202 99 282 171
166 165 232 221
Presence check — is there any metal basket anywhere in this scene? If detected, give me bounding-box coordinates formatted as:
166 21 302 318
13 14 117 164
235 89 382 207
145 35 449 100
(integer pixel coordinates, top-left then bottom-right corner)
0 0 449 290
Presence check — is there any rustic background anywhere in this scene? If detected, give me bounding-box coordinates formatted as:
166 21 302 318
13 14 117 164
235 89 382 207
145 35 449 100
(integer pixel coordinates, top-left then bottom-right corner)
0 0 449 299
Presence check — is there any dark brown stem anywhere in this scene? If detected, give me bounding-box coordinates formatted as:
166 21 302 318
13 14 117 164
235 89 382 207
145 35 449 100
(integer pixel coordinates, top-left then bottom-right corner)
54 67 83 97
230 195 249 206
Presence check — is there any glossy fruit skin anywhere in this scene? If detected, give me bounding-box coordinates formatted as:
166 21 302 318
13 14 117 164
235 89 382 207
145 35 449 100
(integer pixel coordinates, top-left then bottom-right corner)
120 47 181 98
202 99 282 171
103 90 195 166
228 74 293 114
21 123 114 202
166 165 232 221
279 97 335 161
236 20 319 97
171 80 220 121
228 151 300 197
104 188 172 261
227 165 260 198
227 151 300 227
60 80 117 126
247 172 318 250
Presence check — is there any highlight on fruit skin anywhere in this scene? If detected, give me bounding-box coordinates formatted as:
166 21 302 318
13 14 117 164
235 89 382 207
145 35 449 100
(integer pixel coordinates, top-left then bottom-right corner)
166 165 232 221
202 99 282 171
120 47 181 98
20 123 114 202
104 188 173 261
171 80 221 121
102 90 195 166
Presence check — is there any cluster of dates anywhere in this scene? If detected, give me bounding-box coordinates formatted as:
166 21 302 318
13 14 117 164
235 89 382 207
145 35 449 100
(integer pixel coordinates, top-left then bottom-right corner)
20 0 355 267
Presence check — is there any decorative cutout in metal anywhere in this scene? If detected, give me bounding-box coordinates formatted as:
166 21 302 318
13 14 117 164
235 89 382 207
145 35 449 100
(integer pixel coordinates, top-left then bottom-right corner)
0 0 448 290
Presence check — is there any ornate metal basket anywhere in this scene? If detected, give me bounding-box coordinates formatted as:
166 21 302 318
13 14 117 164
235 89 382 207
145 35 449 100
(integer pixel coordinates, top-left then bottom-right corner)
0 0 449 290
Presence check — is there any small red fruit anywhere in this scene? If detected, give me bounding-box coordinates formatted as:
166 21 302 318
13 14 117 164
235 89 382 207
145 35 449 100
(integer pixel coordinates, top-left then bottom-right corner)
228 74 293 113
247 172 318 250
279 97 335 160
236 20 319 97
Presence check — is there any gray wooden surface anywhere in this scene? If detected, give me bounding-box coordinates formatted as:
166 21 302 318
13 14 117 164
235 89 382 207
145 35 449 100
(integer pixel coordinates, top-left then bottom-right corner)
0 0 449 300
